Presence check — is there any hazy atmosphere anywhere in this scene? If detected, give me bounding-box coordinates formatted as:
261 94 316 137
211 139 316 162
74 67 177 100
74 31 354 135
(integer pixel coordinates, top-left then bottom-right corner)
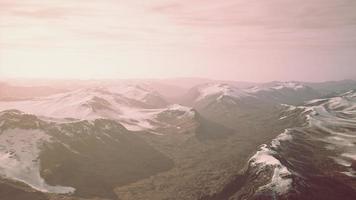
1 1 356 200
1 0 356 81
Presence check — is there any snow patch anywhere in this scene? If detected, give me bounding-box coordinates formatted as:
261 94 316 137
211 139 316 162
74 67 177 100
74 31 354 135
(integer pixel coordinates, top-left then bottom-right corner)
107 84 154 102
166 104 195 118
0 129 74 194
249 129 293 195
271 130 292 148
258 165 293 195
272 82 305 90
249 144 292 195
342 153 356 160
196 84 250 102
246 82 306 94
0 88 188 132
279 116 287 120
250 144 281 166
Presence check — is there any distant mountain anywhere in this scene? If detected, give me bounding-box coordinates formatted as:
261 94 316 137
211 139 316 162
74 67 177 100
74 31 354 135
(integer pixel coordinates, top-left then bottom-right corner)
183 81 321 106
303 79 356 95
179 83 270 129
245 81 322 105
178 82 321 130
0 82 67 101
180 83 250 105
118 78 257 102
150 77 257 89
0 85 187 131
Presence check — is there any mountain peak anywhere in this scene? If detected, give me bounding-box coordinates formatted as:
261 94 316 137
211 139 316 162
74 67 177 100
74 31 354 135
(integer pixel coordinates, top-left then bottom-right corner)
272 82 305 90
246 81 306 93
196 83 250 102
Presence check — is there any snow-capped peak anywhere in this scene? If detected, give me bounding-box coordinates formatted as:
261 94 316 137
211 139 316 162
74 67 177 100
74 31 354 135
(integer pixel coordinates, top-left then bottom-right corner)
196 83 250 102
272 82 305 90
107 84 156 102
246 82 306 93
341 90 356 98
0 86 194 132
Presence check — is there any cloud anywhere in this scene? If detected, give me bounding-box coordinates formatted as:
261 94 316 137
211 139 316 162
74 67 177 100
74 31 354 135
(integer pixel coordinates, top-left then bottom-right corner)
150 0 356 29
147 0 356 47
0 0 355 81
2 0 356 48
0 0 76 19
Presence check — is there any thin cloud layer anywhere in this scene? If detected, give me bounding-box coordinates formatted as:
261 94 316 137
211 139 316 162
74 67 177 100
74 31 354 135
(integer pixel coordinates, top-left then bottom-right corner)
0 0 355 81
151 0 356 28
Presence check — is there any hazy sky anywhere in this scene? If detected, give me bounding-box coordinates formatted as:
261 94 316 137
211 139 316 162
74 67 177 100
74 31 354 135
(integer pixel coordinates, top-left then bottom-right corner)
1 0 356 82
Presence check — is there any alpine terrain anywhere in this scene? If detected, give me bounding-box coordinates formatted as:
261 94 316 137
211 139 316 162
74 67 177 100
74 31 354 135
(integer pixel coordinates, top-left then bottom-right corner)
0 79 356 200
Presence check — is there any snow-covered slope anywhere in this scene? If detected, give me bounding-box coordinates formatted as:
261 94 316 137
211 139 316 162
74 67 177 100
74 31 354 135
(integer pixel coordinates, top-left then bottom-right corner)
231 90 356 199
0 88 120 120
245 82 321 105
0 86 193 132
246 81 307 93
177 82 321 131
0 110 174 198
107 84 168 108
185 81 319 106
195 83 251 102
0 128 75 194
0 81 319 133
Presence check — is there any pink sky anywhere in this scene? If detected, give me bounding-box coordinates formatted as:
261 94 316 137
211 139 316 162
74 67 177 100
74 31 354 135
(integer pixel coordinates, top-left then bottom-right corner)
0 0 356 82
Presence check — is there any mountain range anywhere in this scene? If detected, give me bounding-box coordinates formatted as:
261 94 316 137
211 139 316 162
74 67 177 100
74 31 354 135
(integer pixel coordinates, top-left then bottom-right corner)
0 78 356 200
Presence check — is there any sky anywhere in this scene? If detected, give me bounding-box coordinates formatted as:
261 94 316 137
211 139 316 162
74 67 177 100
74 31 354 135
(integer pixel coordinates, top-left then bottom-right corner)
0 0 356 82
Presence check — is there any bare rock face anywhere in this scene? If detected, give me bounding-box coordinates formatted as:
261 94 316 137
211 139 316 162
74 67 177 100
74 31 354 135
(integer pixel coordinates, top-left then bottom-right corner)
351 161 356 171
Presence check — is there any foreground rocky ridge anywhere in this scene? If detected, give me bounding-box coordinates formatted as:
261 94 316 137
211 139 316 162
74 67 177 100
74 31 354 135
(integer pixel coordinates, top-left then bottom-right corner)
202 90 356 200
